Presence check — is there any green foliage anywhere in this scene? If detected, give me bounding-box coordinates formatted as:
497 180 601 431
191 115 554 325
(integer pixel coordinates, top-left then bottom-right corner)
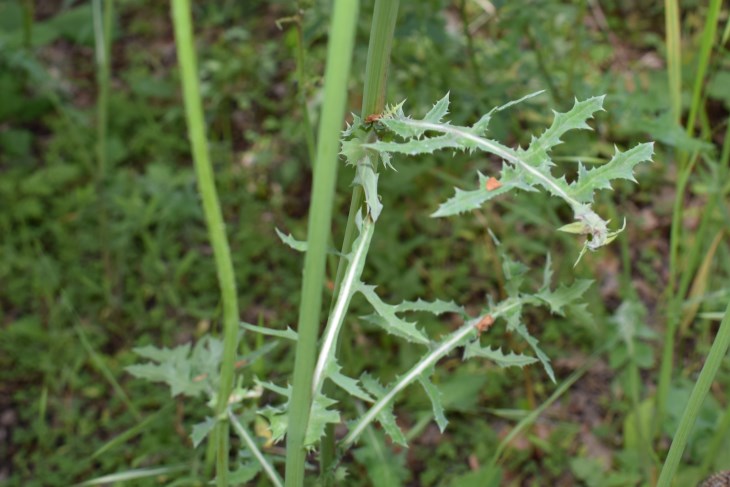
348 93 653 262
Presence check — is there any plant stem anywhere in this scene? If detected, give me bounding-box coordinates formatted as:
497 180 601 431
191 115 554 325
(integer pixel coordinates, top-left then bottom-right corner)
331 0 400 303
656 303 730 487
321 0 399 474
312 217 374 396
686 0 721 138
93 0 114 305
170 2 241 484
664 0 682 125
284 2 359 486
229 410 284 487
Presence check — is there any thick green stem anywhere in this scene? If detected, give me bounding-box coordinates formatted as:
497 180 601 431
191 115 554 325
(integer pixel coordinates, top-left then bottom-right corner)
321 1 399 474
284 2 359 486
656 303 730 486
170 2 241 485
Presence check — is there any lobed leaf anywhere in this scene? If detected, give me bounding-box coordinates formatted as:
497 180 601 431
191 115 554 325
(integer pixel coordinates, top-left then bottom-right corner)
536 279 593 315
359 374 407 446
463 342 539 368
394 298 466 316
569 143 654 203
357 283 430 344
418 366 448 432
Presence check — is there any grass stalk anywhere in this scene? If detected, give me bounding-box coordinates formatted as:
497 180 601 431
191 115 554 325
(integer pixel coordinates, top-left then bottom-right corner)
284 2 359 486
656 303 730 486
320 0 400 474
664 0 682 125
170 2 241 484
228 410 284 487
92 0 114 304
685 0 722 138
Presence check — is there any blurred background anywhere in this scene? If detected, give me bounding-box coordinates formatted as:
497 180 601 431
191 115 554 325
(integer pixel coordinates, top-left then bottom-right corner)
1 0 728 485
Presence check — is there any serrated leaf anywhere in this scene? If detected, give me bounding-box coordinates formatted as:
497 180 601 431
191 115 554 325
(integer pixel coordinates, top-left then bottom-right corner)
432 171 516 217
424 93 450 123
569 143 654 203
360 374 407 447
259 405 288 444
367 134 461 156
275 228 308 252
520 96 605 165
240 322 298 341
126 344 206 398
357 283 429 344
536 279 593 315
353 162 383 221
418 367 448 432
327 361 373 402
258 388 340 447
514 324 555 382
394 298 466 316
190 417 216 448
463 342 539 368
305 394 341 447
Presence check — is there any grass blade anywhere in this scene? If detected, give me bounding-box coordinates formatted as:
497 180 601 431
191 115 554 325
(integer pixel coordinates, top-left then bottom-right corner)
656 303 730 486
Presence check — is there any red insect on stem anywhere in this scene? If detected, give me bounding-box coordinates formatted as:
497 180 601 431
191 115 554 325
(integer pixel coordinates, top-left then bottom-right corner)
365 113 382 123
475 314 495 335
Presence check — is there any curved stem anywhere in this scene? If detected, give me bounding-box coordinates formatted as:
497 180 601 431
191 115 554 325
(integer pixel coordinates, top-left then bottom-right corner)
170 2 241 484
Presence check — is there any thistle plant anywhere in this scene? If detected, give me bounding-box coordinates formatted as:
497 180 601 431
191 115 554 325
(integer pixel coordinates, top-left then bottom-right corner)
125 2 654 485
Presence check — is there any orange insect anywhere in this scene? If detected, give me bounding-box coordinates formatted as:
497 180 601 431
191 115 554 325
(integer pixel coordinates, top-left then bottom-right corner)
475 314 495 335
485 177 502 191
364 113 382 123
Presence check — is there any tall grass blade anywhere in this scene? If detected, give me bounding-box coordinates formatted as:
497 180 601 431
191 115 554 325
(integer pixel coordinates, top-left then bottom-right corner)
656 303 730 486
170 1 242 483
284 2 359 485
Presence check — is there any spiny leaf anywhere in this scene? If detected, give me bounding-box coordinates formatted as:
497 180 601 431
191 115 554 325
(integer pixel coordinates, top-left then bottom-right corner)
353 162 383 221
275 228 308 252
240 322 297 341
418 367 448 432
570 143 654 203
520 96 605 165
357 283 430 344
327 361 373 402
359 374 407 447
536 279 593 315
258 388 340 447
394 298 466 316
367 134 461 156
432 171 517 217
514 324 555 382
463 343 539 368
424 93 450 124
305 394 341 447
126 344 206 398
